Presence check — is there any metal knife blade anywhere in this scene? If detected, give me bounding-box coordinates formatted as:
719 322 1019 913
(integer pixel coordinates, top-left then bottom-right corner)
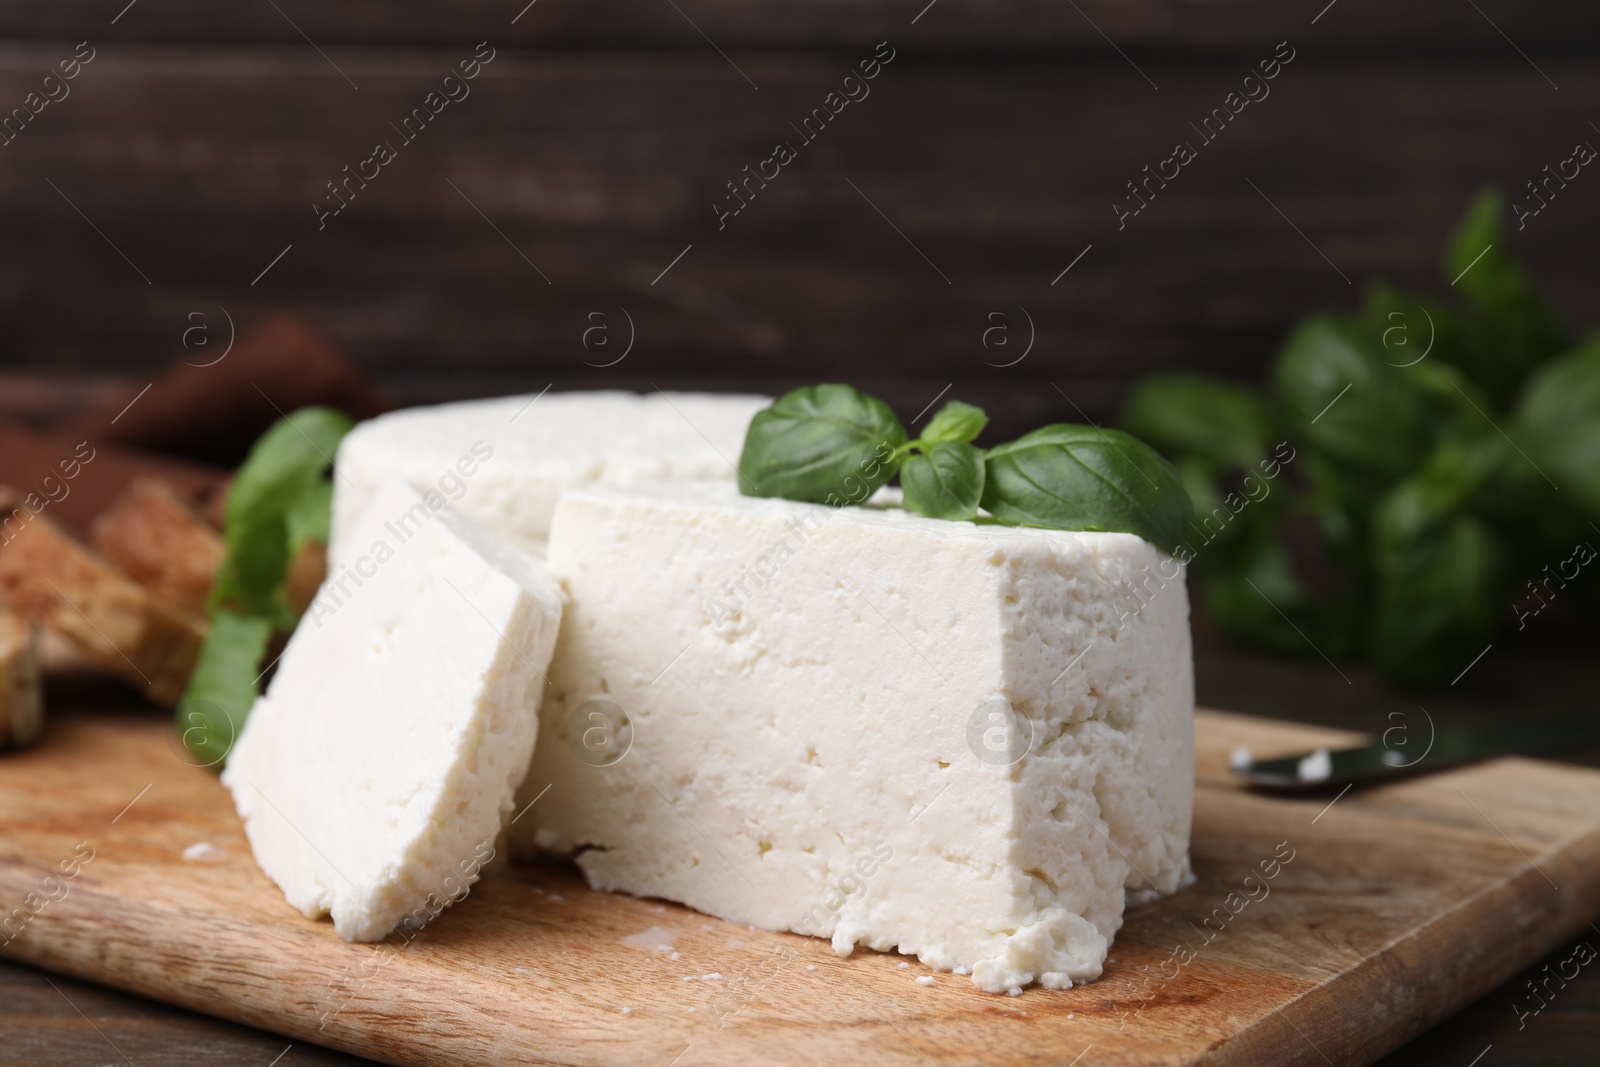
1230 708 1600 790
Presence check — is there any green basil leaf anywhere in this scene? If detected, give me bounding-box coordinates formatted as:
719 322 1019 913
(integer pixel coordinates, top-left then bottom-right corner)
1515 338 1600 520
1195 523 1318 656
918 400 988 447
1368 511 1504 683
1121 374 1272 470
1352 283 1459 360
1353 281 1506 397
902 441 985 521
1372 434 1508 550
1272 316 1441 481
176 610 274 767
182 406 352 768
287 479 335 554
218 512 293 628
980 424 1194 554
1443 189 1567 394
738 384 906 504
1367 433 1512 681
211 406 353 620
1174 455 1226 526
1293 450 1370 566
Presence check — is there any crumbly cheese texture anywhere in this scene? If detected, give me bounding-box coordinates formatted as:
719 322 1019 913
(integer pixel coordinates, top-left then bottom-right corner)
510 482 1194 993
329 390 769 564
224 478 563 942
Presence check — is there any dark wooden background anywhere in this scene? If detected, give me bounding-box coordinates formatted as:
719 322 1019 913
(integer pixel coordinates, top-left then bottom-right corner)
0 0 1596 433
1 3 1598 1065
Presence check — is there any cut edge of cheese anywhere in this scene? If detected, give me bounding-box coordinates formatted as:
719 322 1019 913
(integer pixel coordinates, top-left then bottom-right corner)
223 477 563 942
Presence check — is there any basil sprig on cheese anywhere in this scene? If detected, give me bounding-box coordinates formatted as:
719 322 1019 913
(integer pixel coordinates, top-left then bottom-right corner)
981 424 1193 554
898 400 989 520
178 406 353 766
736 384 908 504
738 384 1193 552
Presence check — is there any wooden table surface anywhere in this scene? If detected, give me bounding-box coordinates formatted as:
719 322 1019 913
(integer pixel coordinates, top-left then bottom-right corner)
3 612 1596 1067
1 1 1596 410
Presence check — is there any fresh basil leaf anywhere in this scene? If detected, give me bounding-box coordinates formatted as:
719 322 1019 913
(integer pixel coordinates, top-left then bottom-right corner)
1174 455 1226 529
1353 284 1456 362
1353 282 1493 394
901 441 985 521
287 479 334 554
1272 316 1440 481
918 401 988 447
1368 511 1504 683
1516 339 1600 520
1374 434 1509 549
182 406 352 767
219 513 294 628
176 610 274 767
1197 524 1318 656
211 406 353 620
739 384 907 504
1443 189 1568 395
1063 189 1589 683
1121 375 1271 470
981 424 1194 554
1367 436 1512 681
1298 451 1370 566
226 407 352 527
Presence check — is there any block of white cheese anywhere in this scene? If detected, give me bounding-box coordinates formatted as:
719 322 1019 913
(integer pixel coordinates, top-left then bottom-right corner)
510 482 1194 993
224 478 563 942
329 390 769 565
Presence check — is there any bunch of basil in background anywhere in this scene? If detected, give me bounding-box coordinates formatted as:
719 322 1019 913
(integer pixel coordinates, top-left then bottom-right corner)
737 384 1194 555
1123 190 1599 684
177 407 352 765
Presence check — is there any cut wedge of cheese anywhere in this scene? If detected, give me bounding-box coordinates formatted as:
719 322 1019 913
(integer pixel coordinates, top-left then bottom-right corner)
510 482 1194 993
328 390 768 565
224 478 563 941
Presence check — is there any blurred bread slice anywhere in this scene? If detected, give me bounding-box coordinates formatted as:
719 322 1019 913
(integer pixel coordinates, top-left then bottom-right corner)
0 420 223 540
0 486 205 706
92 478 226 619
93 476 326 619
64 315 393 466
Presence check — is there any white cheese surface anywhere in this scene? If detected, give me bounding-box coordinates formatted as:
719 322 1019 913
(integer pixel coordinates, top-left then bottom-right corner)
329 390 769 564
224 478 563 942
510 482 1194 992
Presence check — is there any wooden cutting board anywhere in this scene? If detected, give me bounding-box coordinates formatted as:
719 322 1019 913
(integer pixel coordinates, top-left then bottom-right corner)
2 708 1598 1067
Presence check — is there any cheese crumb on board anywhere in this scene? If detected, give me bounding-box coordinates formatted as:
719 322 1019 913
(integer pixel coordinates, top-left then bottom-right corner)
511 482 1194 993
328 391 769 564
1298 747 1332 782
224 478 563 941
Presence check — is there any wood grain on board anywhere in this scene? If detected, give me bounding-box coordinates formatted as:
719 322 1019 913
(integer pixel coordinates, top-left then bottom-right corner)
2 709 1597 1067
